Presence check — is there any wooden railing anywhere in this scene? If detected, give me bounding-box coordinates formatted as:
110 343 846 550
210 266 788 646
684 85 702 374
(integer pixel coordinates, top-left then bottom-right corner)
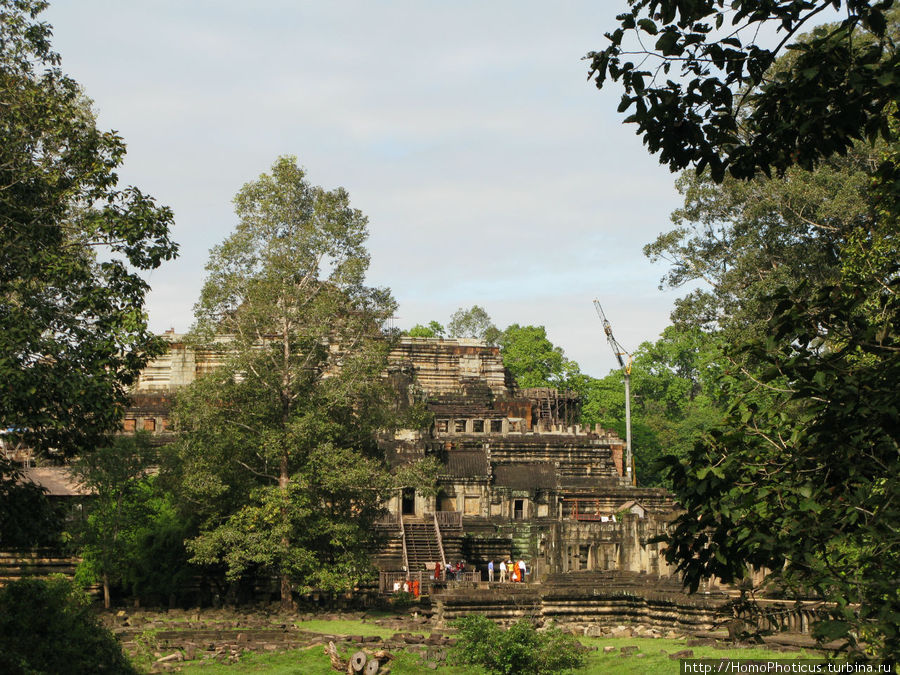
432 513 446 569
563 499 618 522
399 516 409 572
430 510 462 529
374 513 400 528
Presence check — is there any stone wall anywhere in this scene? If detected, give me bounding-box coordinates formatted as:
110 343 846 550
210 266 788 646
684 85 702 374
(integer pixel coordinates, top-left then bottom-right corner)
431 571 728 632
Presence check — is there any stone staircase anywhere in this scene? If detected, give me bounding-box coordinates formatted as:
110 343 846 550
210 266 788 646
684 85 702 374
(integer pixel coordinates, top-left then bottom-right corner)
403 521 443 572
372 530 405 571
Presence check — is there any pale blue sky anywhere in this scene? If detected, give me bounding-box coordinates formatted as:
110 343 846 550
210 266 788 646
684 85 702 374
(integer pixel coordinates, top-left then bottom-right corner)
44 1 695 377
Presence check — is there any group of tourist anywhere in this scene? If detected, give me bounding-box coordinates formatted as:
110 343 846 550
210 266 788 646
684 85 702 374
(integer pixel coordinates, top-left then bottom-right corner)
393 578 421 597
487 559 527 583
435 560 468 581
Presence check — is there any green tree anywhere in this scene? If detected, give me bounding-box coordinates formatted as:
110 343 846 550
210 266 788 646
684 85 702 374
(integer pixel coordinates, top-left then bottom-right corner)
447 305 500 344
580 325 727 486
645 141 890 343
71 433 157 609
591 2 900 658
168 157 415 609
587 1 899 181
661 281 899 659
0 577 137 675
497 323 580 390
0 0 178 458
406 320 445 337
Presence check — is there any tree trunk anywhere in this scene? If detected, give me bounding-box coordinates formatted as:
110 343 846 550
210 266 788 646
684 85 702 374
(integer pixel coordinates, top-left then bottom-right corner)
102 572 110 609
279 451 294 612
278 315 295 613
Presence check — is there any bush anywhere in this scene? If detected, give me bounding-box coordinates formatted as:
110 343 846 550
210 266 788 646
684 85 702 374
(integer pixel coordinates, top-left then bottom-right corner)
0 576 137 675
452 614 585 675
390 590 416 609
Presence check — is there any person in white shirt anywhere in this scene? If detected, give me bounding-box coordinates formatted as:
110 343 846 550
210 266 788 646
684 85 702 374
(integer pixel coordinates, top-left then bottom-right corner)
517 559 526 583
499 560 507 583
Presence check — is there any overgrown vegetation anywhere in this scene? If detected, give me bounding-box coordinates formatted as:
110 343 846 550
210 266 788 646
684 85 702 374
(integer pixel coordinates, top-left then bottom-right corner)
452 615 585 675
0 0 178 460
0 577 136 675
591 0 900 662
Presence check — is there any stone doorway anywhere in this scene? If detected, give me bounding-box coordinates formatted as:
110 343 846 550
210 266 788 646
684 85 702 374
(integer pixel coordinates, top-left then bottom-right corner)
514 499 524 520
401 488 416 516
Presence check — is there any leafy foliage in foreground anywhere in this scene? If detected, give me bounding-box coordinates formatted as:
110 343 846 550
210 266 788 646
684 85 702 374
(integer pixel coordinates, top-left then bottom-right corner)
660 279 900 660
452 614 585 675
587 1 899 182
0 0 177 458
0 577 136 675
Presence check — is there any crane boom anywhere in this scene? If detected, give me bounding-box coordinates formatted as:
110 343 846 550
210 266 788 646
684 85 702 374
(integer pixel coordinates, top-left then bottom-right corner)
593 299 629 372
592 299 634 485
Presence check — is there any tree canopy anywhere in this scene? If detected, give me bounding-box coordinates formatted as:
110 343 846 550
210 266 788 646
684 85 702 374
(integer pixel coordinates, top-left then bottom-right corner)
0 0 178 457
447 305 500 344
592 2 900 659
497 324 581 390
167 157 423 609
405 320 446 338
588 0 900 182
71 434 159 609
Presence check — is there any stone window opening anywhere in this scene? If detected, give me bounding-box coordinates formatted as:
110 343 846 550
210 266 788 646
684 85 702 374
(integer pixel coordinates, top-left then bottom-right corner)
490 420 503 433
454 419 466 433
436 419 448 433
123 419 136 432
473 419 484 433
143 418 156 432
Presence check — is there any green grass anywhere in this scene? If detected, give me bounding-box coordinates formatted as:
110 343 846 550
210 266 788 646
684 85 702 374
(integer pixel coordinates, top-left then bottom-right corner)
172 642 469 674
579 637 814 675
166 636 814 674
293 617 409 639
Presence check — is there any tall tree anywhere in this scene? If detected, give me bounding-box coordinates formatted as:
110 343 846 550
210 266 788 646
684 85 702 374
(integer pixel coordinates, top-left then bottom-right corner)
591 2 899 659
645 142 888 342
71 434 157 609
0 0 178 458
497 324 580 390
169 157 405 609
447 305 500 344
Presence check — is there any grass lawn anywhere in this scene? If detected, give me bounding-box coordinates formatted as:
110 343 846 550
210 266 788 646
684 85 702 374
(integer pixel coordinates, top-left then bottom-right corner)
169 635 814 674
293 617 428 639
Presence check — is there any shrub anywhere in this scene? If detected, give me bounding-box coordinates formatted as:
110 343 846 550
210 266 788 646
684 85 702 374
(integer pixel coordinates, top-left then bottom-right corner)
452 614 585 675
390 590 416 608
0 576 137 675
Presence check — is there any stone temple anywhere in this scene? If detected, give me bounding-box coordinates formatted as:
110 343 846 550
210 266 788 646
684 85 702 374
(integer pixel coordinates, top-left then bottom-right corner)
12 331 820 634
129 333 677 587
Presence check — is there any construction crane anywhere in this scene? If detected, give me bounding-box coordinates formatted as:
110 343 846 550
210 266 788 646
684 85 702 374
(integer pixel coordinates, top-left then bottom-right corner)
593 299 634 485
